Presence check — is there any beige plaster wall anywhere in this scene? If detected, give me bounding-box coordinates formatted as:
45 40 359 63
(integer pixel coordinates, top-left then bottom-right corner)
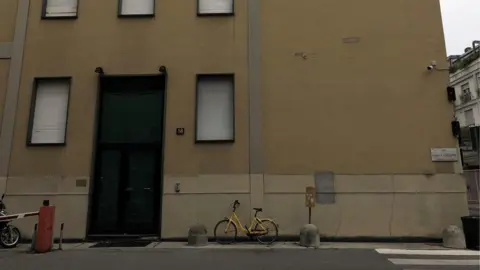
0 0 18 42
4 195 88 239
3 176 90 239
8 0 249 182
3 173 468 239
0 61 10 194
2 0 467 241
160 173 468 239
260 0 454 175
0 60 9 139
161 174 251 238
263 174 468 237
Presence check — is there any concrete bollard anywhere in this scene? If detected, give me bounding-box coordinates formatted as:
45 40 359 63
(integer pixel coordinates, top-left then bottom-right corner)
30 223 38 252
442 225 466 249
299 224 320 248
188 224 208 246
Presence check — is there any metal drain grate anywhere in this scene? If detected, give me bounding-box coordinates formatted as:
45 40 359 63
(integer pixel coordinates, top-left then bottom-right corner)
89 240 152 248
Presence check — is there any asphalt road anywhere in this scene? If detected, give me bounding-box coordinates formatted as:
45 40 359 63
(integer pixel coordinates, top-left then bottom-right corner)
0 249 400 270
0 248 478 270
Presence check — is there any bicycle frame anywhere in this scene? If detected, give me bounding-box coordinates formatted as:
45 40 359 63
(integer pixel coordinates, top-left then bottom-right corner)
225 211 267 235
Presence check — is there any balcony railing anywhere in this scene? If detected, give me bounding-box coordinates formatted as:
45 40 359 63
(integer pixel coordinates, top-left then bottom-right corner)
450 47 480 74
460 92 473 103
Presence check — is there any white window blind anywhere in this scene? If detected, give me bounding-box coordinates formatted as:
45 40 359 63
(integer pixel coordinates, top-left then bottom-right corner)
45 0 78 17
198 0 234 14
196 76 234 141
30 80 70 144
120 0 155 15
465 109 474 126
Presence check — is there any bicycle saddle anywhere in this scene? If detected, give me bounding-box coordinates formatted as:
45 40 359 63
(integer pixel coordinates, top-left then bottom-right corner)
253 208 263 212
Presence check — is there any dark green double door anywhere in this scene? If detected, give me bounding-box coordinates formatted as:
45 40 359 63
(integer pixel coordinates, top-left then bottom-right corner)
90 75 165 235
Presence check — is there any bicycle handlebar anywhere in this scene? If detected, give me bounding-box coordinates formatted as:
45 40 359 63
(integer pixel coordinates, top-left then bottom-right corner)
232 200 240 210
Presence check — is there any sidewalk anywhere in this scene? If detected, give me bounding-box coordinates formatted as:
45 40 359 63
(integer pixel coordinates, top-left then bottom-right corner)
3 241 477 252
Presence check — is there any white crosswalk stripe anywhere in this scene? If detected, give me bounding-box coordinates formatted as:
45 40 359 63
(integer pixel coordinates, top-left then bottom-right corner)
376 249 480 256
388 258 479 266
376 248 480 269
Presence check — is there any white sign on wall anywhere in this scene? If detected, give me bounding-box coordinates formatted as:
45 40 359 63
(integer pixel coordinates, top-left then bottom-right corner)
430 148 459 162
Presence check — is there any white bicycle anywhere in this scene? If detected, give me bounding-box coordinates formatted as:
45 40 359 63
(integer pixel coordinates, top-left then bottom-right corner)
0 194 21 248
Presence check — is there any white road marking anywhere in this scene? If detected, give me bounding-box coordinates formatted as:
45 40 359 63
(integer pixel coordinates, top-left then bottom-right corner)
402 269 474 270
376 248 480 256
388 258 480 266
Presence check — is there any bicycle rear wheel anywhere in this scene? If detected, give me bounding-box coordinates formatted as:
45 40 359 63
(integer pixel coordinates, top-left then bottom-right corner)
214 219 237 244
255 219 278 245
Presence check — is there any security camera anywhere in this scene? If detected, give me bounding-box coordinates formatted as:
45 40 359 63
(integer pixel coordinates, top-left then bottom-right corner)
427 61 437 71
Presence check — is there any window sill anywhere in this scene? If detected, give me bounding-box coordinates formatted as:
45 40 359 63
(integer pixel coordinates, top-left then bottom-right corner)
197 12 235 17
26 142 67 147
195 139 235 144
41 15 78 20
118 14 155 18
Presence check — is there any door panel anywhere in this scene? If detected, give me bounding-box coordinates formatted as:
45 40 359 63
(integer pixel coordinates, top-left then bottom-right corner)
92 150 122 233
127 91 164 144
123 149 157 233
99 92 130 144
99 86 164 144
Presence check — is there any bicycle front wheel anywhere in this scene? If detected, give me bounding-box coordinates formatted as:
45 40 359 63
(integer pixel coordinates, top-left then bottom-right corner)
255 219 278 245
214 219 237 244
0 225 21 248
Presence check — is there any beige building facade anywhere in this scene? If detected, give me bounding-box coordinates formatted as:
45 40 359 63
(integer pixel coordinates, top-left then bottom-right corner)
0 0 469 240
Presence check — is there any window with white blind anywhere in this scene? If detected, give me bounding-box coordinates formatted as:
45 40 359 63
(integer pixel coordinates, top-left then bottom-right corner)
28 78 71 145
119 0 155 16
42 0 78 18
196 74 235 142
465 109 474 126
198 0 234 15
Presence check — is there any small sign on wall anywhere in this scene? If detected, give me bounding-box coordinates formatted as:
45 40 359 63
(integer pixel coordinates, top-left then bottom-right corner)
430 148 458 162
305 187 316 208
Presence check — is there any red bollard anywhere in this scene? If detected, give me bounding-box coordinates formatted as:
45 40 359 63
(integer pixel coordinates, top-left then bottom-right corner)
35 200 55 253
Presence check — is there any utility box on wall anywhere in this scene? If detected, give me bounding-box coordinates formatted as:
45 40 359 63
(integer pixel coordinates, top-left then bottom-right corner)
314 172 335 204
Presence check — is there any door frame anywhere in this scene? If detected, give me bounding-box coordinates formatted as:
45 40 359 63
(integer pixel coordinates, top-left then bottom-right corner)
86 70 168 238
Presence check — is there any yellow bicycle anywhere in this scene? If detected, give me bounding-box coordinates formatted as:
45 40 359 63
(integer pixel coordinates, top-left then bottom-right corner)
214 200 279 244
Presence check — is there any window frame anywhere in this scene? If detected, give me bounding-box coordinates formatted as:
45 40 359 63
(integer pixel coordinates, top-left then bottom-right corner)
461 82 473 103
195 73 235 144
197 0 235 17
465 109 475 126
41 0 79 20
118 0 156 18
27 77 72 147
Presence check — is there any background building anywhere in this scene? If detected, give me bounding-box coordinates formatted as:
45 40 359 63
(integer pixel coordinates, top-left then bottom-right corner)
449 41 480 215
450 41 480 169
0 0 469 240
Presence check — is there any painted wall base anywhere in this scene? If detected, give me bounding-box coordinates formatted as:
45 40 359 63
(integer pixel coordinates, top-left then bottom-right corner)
3 173 469 240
